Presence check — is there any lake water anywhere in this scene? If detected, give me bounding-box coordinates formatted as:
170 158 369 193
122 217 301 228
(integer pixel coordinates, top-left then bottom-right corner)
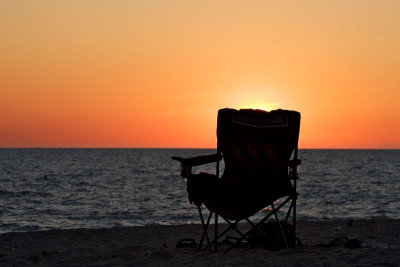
0 149 399 233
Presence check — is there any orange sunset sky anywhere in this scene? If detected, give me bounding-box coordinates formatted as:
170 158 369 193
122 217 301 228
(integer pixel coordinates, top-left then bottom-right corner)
1 1 399 149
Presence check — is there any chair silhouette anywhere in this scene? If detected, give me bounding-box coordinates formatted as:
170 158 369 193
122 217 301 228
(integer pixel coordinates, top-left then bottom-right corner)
172 108 301 252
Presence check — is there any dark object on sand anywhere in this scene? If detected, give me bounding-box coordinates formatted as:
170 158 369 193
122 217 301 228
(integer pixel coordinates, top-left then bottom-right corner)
172 108 301 252
176 238 197 248
318 237 362 249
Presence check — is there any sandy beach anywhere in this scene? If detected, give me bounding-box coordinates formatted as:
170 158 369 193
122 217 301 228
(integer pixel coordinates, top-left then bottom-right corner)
0 219 399 266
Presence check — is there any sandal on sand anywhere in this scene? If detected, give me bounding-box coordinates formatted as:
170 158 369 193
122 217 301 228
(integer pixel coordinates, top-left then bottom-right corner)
176 238 197 248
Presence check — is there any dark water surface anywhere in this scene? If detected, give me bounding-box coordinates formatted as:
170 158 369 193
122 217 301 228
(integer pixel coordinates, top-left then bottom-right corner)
0 149 399 233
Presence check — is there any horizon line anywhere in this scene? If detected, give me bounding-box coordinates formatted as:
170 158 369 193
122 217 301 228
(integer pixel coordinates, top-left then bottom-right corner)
0 147 399 150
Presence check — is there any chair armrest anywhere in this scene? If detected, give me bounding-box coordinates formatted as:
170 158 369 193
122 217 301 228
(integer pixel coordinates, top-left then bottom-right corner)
171 153 222 167
289 159 301 180
289 159 301 168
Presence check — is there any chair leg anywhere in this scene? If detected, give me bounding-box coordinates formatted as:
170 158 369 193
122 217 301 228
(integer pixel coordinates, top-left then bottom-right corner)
198 210 213 250
293 195 296 248
198 206 212 252
284 197 297 248
271 203 288 248
214 212 218 252
285 200 294 222
215 151 220 252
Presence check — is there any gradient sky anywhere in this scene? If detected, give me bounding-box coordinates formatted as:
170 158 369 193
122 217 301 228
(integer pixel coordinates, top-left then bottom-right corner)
1 0 399 148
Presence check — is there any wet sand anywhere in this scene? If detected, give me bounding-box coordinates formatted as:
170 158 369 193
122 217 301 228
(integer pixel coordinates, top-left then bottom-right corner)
1 219 399 266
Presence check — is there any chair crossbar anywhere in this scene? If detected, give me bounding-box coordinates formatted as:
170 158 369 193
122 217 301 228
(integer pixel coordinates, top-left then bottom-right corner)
244 217 281 251
198 210 214 250
223 217 246 239
201 216 244 252
271 203 288 248
224 196 293 253
197 207 213 252
285 199 295 221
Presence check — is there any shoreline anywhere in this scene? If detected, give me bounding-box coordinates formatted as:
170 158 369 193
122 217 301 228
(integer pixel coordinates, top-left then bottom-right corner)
1 219 399 266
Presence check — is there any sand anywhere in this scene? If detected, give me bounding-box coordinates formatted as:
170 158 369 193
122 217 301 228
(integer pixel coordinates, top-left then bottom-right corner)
0 219 399 266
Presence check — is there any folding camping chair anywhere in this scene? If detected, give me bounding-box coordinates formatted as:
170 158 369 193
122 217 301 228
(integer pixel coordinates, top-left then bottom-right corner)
172 108 301 252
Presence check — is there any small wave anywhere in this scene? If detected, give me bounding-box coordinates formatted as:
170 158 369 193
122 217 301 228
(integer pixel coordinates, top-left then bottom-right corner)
0 223 43 233
0 190 54 198
22 190 52 198
15 225 43 232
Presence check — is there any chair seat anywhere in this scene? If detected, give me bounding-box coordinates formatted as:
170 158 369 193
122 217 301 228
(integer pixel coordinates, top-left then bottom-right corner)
187 172 293 221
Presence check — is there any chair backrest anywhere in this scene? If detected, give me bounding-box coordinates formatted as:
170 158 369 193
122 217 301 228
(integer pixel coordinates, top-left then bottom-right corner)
217 108 300 195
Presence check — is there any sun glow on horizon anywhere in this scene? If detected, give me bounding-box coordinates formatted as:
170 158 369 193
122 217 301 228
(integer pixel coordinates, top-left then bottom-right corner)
229 87 284 112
